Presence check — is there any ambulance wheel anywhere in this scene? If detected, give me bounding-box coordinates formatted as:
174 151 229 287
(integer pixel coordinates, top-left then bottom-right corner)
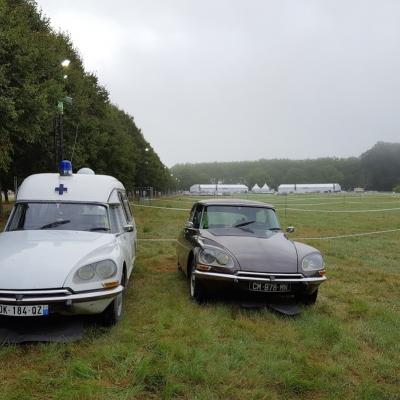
101 273 125 326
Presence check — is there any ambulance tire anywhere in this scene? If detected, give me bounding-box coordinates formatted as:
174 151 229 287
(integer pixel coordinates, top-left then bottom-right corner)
100 272 126 326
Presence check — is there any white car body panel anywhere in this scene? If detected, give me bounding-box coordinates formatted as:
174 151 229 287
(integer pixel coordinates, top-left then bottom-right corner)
0 230 121 290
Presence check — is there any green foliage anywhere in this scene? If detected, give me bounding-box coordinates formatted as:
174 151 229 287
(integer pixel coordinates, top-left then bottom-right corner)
360 142 400 191
393 185 400 193
173 142 400 191
172 157 361 191
0 0 171 193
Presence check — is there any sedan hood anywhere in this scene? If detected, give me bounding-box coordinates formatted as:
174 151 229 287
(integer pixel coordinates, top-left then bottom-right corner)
201 230 298 273
0 230 117 289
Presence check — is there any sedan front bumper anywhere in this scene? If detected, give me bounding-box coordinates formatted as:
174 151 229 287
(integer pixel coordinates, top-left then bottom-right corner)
194 270 326 283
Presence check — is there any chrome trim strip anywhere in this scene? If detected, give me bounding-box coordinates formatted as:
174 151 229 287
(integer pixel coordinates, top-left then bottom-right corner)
236 271 304 278
194 270 326 283
0 286 123 304
0 289 72 296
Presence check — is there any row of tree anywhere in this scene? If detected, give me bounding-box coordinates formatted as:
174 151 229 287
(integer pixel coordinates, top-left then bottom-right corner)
172 142 400 192
0 0 175 210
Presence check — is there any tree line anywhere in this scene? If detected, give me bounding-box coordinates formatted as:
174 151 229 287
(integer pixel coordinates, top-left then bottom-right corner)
0 0 174 210
172 142 400 192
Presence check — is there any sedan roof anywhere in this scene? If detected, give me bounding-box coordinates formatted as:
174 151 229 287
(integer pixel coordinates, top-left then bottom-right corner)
196 198 275 209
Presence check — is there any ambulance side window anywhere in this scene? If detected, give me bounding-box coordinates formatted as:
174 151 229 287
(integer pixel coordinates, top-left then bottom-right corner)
7 204 25 231
119 192 132 223
109 205 126 233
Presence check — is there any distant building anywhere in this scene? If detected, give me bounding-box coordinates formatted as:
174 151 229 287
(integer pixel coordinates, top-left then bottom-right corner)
189 184 248 195
278 183 341 194
251 184 261 193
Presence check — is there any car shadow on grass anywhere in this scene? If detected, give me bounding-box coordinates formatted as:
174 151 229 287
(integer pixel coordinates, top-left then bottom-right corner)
194 286 304 317
0 314 110 344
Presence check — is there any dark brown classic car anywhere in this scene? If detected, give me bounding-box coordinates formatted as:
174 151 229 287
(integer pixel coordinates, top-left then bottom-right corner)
176 199 326 303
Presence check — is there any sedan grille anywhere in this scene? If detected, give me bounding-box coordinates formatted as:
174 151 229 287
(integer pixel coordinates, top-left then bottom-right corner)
236 271 303 280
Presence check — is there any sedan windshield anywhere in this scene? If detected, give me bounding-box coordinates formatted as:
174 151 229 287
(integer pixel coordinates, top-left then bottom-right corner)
7 202 110 232
201 205 280 231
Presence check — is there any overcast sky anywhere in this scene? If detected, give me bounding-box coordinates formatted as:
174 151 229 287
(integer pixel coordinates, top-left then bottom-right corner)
36 0 400 166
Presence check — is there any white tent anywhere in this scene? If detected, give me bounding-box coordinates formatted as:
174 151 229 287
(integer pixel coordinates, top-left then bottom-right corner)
251 183 261 193
260 183 270 193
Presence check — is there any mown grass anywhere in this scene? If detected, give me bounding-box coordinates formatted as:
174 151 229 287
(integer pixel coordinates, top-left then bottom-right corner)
0 194 399 399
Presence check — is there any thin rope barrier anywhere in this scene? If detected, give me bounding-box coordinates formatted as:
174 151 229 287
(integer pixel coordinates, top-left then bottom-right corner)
293 228 400 240
132 202 400 213
137 227 400 242
132 204 190 211
283 207 400 213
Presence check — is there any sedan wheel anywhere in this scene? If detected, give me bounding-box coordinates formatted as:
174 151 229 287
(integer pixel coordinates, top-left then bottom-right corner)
189 261 207 303
296 289 318 306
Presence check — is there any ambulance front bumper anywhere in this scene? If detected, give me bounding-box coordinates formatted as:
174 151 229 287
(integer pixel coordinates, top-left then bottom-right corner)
0 286 123 315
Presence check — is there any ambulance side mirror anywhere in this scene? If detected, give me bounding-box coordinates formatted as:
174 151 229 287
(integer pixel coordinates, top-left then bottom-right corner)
123 224 134 233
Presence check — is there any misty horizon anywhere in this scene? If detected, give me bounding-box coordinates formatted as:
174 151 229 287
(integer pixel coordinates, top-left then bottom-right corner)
171 140 394 166
36 0 400 167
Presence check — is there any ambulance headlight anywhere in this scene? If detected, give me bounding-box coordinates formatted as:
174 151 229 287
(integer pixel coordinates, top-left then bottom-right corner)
75 260 117 281
95 260 117 279
76 264 95 280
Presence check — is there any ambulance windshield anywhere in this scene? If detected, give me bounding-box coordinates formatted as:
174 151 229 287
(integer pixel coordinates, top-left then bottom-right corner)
7 202 110 232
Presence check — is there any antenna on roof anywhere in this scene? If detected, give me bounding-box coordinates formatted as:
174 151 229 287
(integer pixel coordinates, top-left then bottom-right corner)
71 124 79 164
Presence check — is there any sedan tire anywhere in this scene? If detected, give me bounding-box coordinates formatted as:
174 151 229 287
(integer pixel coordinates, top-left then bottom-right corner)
296 289 318 306
189 260 207 303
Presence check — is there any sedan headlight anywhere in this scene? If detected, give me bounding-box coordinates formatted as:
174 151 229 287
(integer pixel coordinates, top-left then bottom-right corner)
75 260 117 282
302 253 324 271
198 247 234 268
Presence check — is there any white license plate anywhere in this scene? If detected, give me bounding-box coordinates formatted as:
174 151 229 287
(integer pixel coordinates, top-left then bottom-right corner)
249 282 291 292
0 304 49 317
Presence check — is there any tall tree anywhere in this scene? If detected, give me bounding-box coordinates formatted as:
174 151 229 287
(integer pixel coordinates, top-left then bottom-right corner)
0 0 171 208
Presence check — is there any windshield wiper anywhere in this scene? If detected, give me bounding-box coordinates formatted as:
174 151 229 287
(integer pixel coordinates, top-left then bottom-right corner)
86 227 111 232
39 220 71 229
234 220 256 228
268 227 281 231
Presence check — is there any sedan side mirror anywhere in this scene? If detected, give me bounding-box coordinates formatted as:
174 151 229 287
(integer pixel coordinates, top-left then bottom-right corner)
286 226 295 233
185 221 194 229
123 224 134 233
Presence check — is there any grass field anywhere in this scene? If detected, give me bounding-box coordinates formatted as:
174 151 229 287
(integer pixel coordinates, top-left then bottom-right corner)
0 193 400 399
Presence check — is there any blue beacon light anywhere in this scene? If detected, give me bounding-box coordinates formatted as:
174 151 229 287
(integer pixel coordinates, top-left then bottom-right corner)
59 160 73 176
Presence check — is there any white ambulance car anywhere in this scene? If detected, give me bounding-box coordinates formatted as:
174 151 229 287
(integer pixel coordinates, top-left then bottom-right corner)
0 161 136 326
